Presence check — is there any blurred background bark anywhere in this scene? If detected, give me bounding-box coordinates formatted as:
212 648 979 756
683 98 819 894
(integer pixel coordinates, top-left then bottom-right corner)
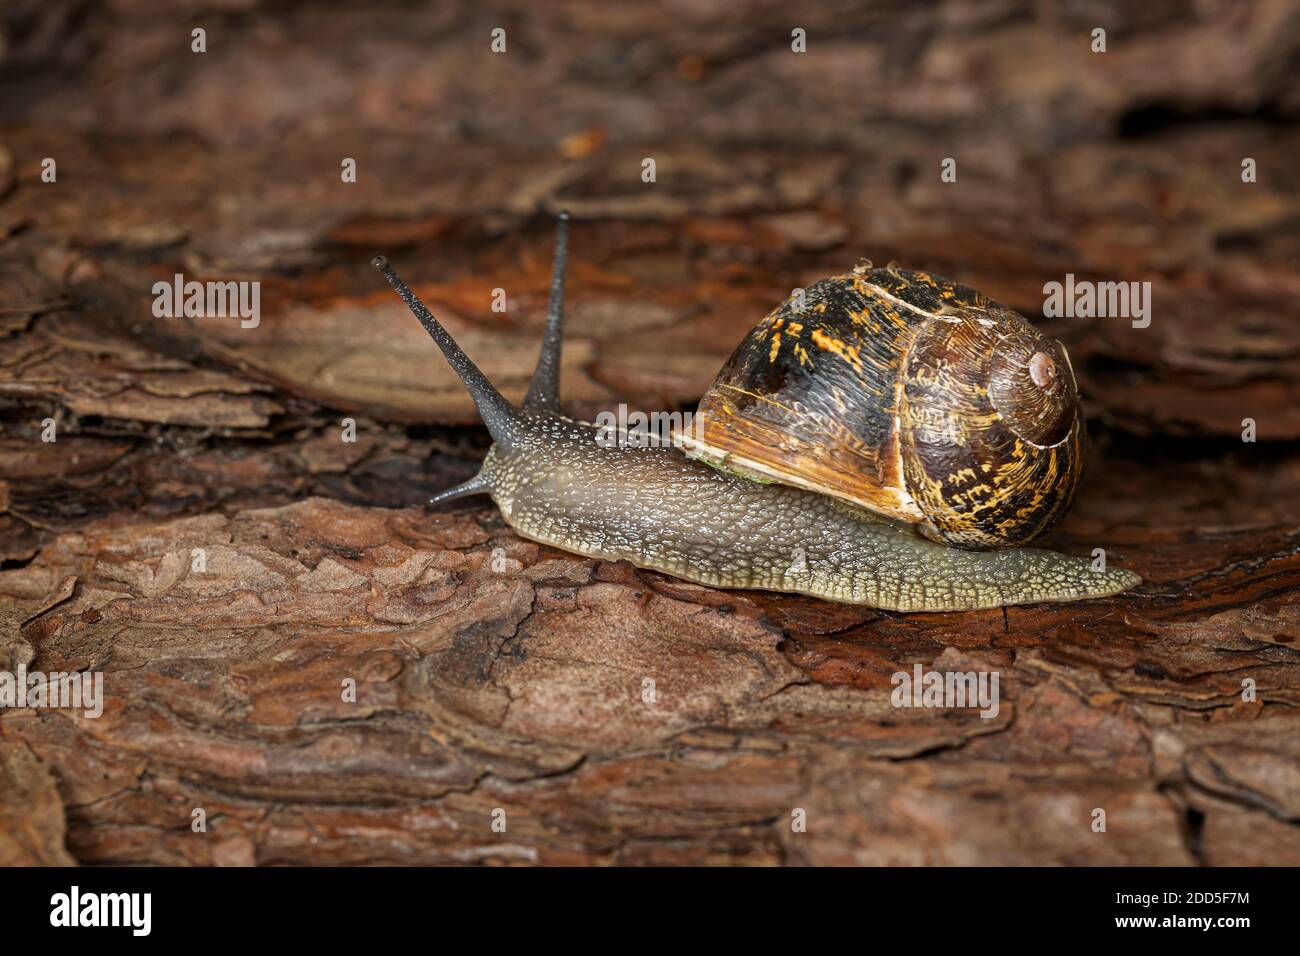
1 0 1298 865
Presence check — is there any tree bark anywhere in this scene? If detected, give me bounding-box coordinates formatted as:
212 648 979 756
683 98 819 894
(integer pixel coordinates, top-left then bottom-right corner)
1 0 1298 865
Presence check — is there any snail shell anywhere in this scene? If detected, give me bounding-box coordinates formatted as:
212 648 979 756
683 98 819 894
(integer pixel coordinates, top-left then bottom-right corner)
676 267 1084 549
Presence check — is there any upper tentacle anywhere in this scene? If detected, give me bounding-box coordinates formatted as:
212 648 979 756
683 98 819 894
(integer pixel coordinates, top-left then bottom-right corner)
523 211 571 412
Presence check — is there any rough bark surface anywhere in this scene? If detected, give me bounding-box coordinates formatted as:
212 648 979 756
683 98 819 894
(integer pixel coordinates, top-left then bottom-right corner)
1 1 1298 865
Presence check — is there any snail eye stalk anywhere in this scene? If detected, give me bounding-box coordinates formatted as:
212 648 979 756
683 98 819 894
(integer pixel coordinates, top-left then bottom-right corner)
523 211 570 413
372 254 520 447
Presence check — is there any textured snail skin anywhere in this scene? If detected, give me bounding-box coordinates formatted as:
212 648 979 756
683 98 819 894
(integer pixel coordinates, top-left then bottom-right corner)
480 413 1140 613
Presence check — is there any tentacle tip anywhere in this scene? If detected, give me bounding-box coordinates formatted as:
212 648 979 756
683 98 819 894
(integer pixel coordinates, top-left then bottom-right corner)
370 255 389 272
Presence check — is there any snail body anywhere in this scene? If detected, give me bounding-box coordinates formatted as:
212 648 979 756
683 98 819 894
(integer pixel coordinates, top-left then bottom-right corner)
373 215 1139 612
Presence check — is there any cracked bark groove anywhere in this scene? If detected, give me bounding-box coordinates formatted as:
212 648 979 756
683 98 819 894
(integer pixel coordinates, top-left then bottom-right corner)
1 1 1299 865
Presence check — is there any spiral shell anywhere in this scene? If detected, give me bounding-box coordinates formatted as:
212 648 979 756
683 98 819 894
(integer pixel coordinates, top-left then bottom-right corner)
675 267 1084 549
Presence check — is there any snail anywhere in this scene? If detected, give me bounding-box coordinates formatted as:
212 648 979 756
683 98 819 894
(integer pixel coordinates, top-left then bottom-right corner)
372 214 1139 612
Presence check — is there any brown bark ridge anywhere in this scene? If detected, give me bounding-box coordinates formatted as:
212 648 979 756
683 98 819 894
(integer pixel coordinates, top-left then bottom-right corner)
0 1 1298 864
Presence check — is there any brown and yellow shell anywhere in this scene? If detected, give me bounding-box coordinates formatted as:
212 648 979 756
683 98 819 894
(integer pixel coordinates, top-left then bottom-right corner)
675 266 1084 549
